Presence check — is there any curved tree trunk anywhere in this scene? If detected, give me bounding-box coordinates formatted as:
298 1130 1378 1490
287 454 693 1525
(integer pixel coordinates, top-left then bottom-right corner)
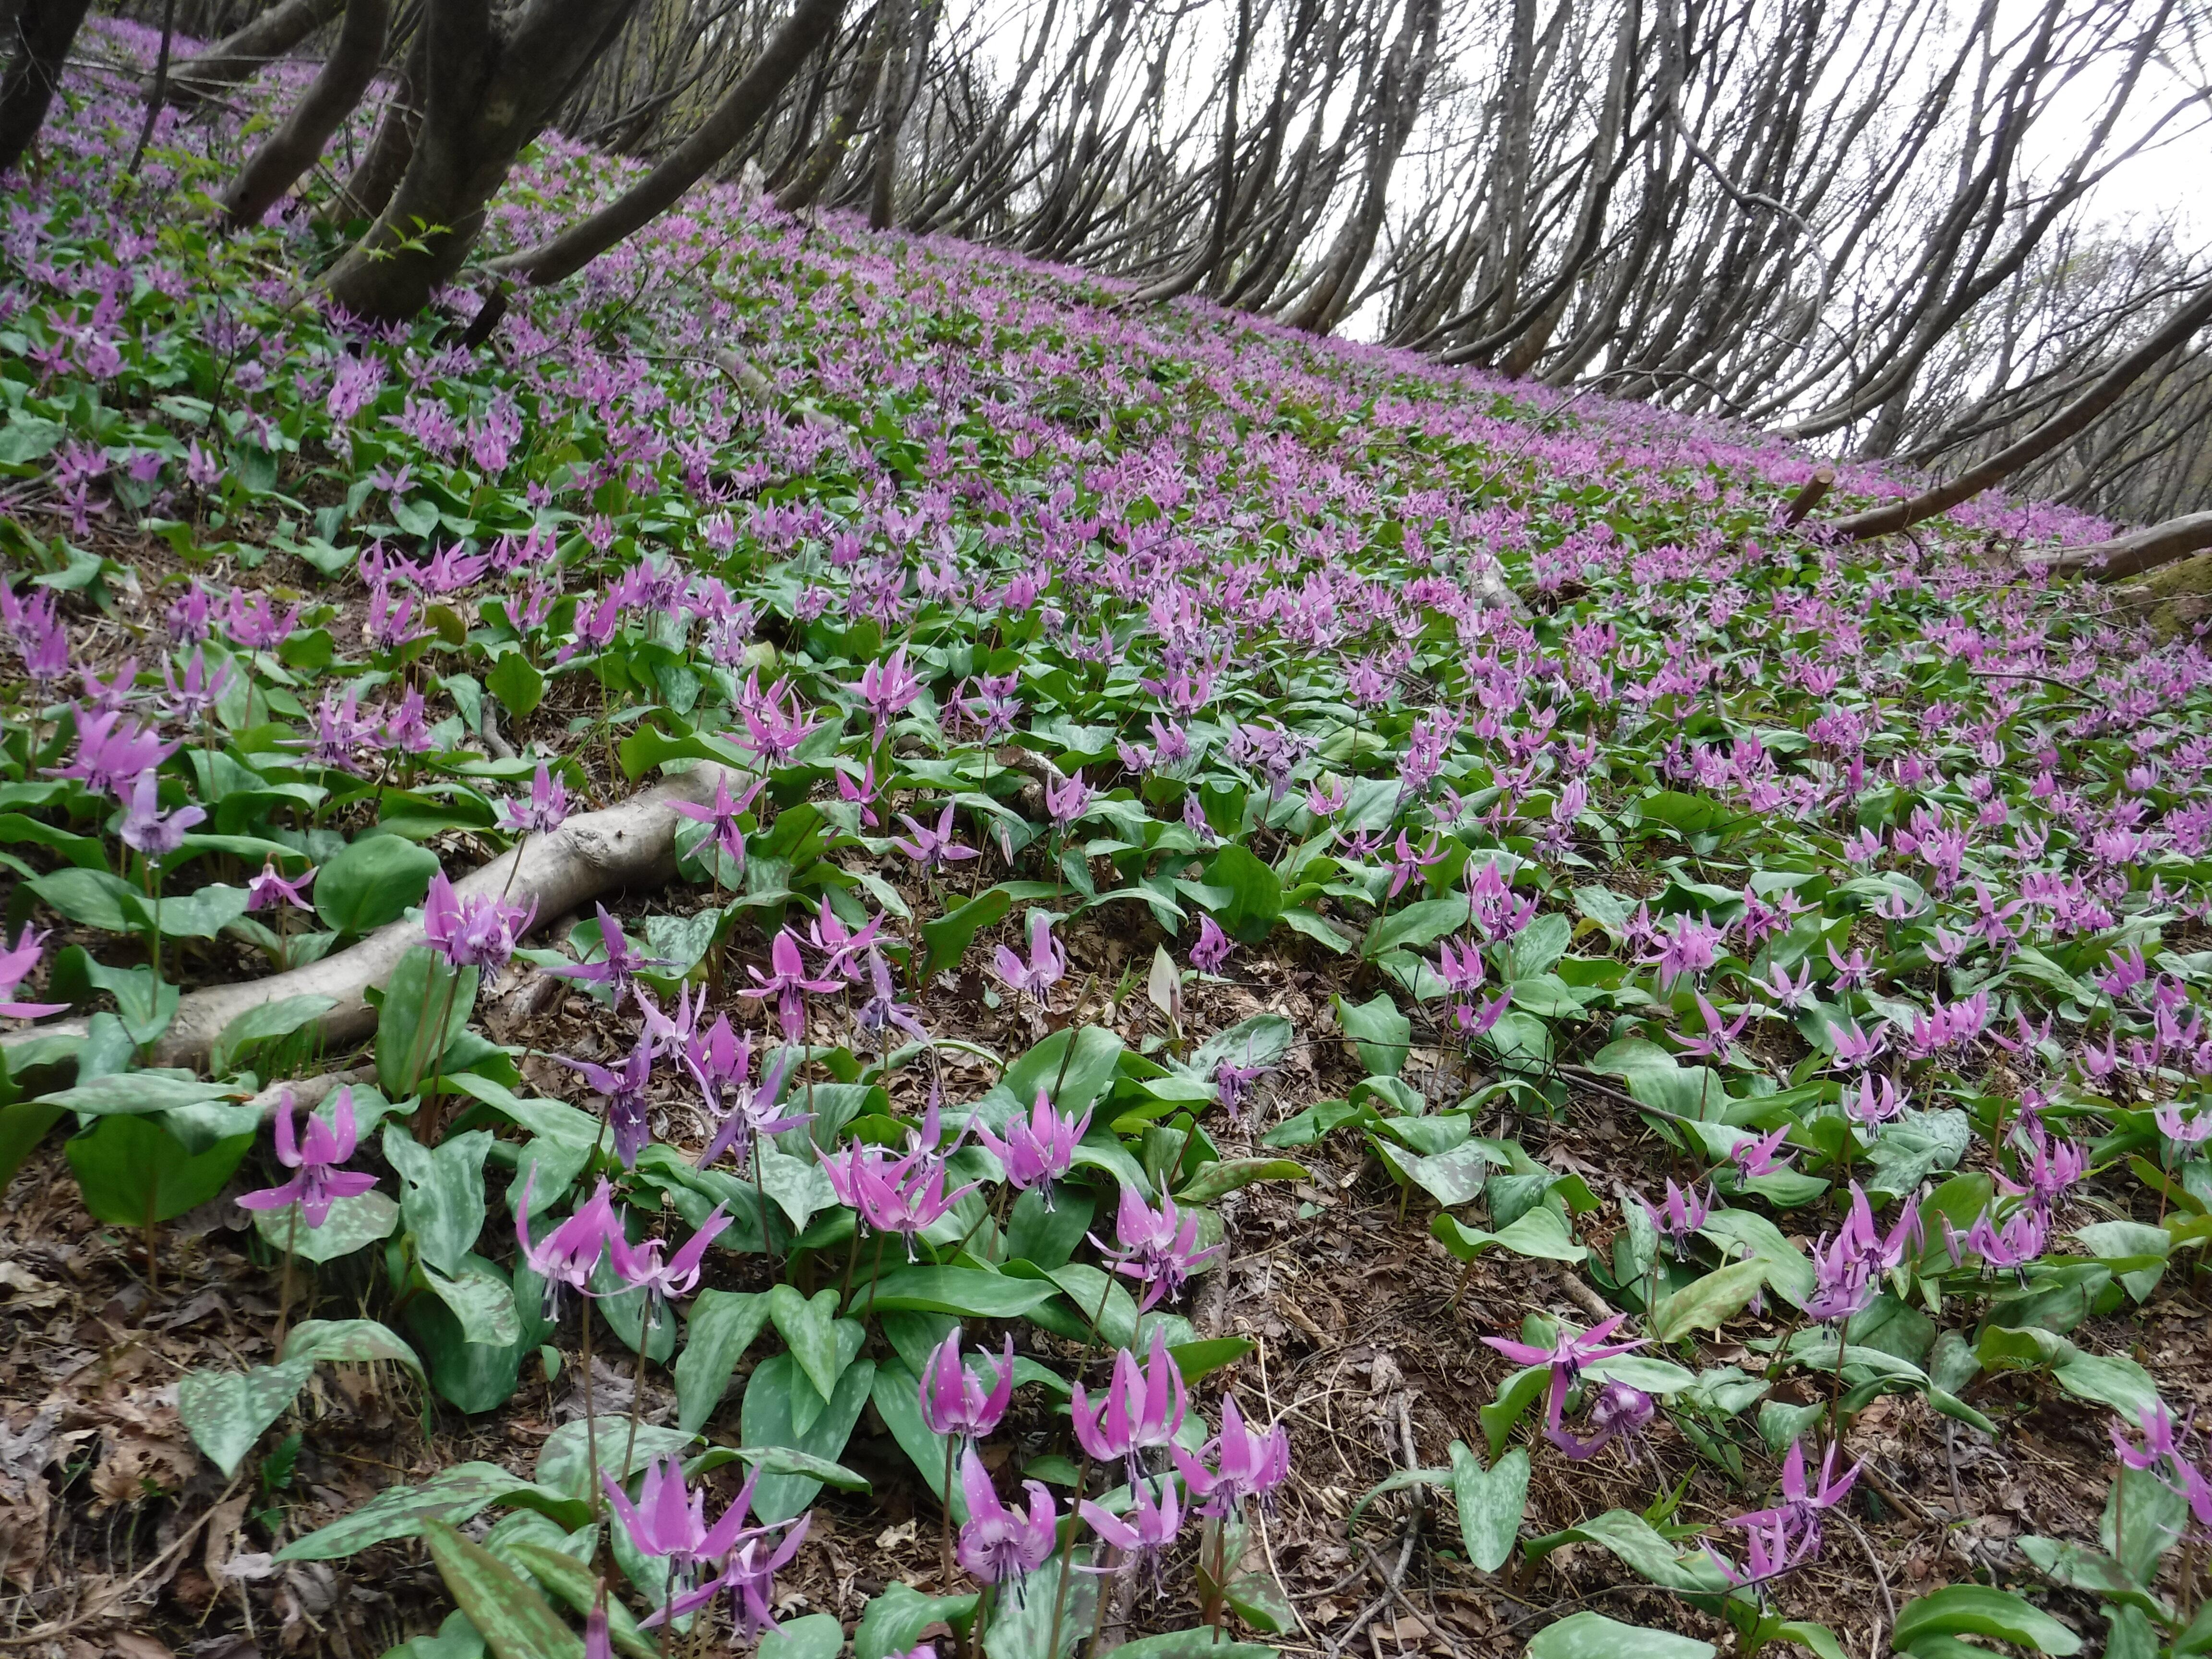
162 0 345 105
2032 512 2212 583
775 0 892 213
1828 280 2212 541
220 0 390 228
0 0 92 174
322 28 421 225
322 0 641 322
492 0 845 287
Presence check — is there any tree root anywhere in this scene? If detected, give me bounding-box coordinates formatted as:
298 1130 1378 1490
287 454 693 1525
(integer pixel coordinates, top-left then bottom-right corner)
3 763 737 1078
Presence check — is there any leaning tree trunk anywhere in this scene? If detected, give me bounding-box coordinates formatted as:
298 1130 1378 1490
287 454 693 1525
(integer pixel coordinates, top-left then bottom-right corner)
161 0 346 105
775 0 893 213
323 27 422 225
0 0 92 173
2032 512 2212 582
492 0 845 287
322 0 640 323
1828 279 2212 541
220 0 390 228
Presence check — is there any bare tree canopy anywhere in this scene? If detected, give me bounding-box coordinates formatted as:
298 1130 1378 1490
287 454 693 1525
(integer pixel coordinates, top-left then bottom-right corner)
25 0 2212 525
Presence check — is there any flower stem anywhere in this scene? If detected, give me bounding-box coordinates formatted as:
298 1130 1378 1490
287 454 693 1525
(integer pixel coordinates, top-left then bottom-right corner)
275 1205 299 1350
940 1436 957 1584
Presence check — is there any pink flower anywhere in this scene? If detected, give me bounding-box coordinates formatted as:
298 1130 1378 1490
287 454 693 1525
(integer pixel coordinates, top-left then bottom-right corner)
918 1332 1014 1445
236 1087 379 1228
421 870 536 971
1070 1326 1187 1474
955 1450 1057 1585
993 912 1066 1003
973 1090 1088 1207
1171 1395 1290 1516
0 927 67 1018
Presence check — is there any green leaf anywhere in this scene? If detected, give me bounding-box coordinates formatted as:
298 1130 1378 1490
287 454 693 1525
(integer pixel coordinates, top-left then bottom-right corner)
1697 1208 1814 1309
377 947 479 1097
1166 1337 1253 1384
180 1358 316 1478
986 1546 1094 1659
770 1283 847 1402
1527 1510 1727 1595
1174 1157 1306 1203
424 1260 524 1347
503 1541 657 1659
210 994 337 1075
1525 1612 1716 1659
318 834 441 933
276 1463 577 1561
741 1351 877 1522
1431 1206 1585 1264
251 1190 400 1264
421 1520 585 1659
975 1025 1126 1127
1650 1258 1769 1341
675 1289 771 1433
1206 844 1282 942
1096 1637 1276 1659
0 1101 63 1191
762 1612 845 1659
855 1583 978 1659
487 651 546 721
1890 1585 2083 1655
1363 897 1471 960
38 1072 241 1115
386 1125 492 1276
535 1416 695 1501
862 1265 1057 1320
1448 1441 1528 1572
921 887 1011 977
66 1111 253 1226
25 868 139 933
1335 993 1410 1077
0 415 64 464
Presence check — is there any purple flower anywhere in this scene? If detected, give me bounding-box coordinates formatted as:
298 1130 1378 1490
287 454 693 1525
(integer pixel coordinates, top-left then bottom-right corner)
496 763 569 836
48 707 177 797
955 1449 1057 1586
157 648 231 723
891 804 979 878
658 1516 812 1637
858 645 922 741
744 929 840 1043
993 912 1066 1005
671 770 762 874
1090 1185 1219 1311
1045 768 1094 829
1188 915 1233 974
607 1206 732 1323
808 896 885 984
0 927 67 1019
695 1022 805 1169
117 769 205 861
236 1086 379 1228
421 870 536 971
1674 993 1748 1065
818 1140 979 1254
558 1036 657 1168
1483 1312 1649 1457
1171 1395 1290 1517
918 1332 1014 1445
1642 1180 1712 1259
1731 1437 1862 1558
854 947 929 1051
1078 1475 1183 1588
601 1455 758 1585
1707 1513 1813 1589
1731 1126 1795 1182
545 903 671 1008
246 858 314 912
2154 1103 2212 1155
974 1090 1088 1209
224 591 301 653
1070 1326 1187 1475
515 1173 623 1310
1841 1075 1905 1130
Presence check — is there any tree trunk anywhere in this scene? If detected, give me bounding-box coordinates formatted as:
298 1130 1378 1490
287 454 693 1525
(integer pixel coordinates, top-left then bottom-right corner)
163 0 346 105
1130 0 1247 304
1829 280 2212 541
865 0 909 228
0 0 92 174
493 0 845 286
220 0 390 228
322 0 641 323
775 0 892 212
323 27 421 225
2032 512 2212 583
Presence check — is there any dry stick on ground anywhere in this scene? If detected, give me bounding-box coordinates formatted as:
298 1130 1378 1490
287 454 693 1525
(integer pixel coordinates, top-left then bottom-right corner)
1 762 743 1079
1780 466 1834 529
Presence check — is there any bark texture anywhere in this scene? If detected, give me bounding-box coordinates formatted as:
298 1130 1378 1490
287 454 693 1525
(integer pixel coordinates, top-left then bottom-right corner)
0 0 92 173
220 0 390 227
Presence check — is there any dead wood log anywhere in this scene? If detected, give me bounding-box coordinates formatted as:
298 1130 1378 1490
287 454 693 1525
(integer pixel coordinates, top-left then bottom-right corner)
2027 510 2212 583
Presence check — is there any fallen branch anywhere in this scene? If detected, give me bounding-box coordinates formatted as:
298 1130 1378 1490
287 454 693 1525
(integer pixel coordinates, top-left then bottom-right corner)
3 763 736 1077
2026 510 2212 583
1780 465 1833 529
